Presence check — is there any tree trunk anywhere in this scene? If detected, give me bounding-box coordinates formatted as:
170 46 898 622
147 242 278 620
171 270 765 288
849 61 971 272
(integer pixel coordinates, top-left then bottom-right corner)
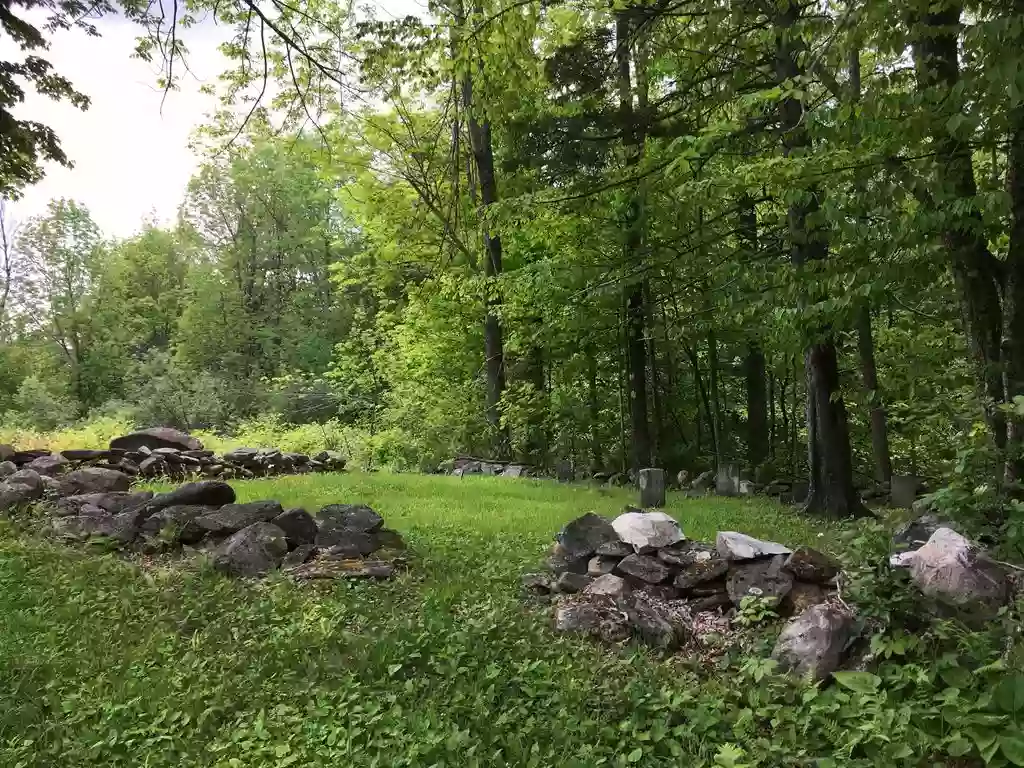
616 10 651 471
708 327 723 469
856 304 893 484
746 343 769 471
912 2 1006 450
460 3 508 457
587 346 602 473
774 0 863 516
1006 98 1024 479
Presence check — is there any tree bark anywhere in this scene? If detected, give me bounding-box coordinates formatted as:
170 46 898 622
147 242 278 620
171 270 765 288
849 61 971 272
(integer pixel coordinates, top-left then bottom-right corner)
616 10 652 471
774 0 863 516
1005 95 1024 479
912 2 1006 450
708 327 723 469
587 345 602 473
746 342 769 471
856 304 893 484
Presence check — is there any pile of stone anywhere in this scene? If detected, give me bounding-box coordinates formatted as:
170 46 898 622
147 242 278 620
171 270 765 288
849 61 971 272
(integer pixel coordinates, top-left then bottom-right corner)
445 456 532 478
0 427 347 483
0 465 404 581
524 507 1018 680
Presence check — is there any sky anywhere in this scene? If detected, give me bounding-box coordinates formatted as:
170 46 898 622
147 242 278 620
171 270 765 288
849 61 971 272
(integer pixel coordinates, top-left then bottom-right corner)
9 2 423 239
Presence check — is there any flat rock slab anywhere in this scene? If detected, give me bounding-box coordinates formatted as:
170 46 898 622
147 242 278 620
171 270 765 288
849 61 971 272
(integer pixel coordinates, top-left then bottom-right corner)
616 553 671 584
674 558 729 591
196 501 284 536
289 558 395 581
110 428 202 453
716 531 791 561
272 508 318 547
612 511 684 553
57 468 131 496
727 555 794 606
144 481 236 513
585 573 631 597
317 504 383 533
556 512 618 559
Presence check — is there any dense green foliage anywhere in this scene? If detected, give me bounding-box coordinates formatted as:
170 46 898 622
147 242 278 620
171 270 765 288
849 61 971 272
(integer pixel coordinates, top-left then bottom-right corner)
0 474 1020 767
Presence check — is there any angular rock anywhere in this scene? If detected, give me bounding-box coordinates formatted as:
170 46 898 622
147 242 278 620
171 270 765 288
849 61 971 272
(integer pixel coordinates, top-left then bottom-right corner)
638 468 666 508
675 469 689 488
521 572 555 595
588 555 619 577
616 553 671 584
612 510 684 553
691 593 732 612
53 510 140 543
636 583 680 601
554 600 604 635
620 594 682 649
0 444 13 462
501 464 526 478
57 468 131 496
139 456 166 476
716 531 791 561
318 530 377 558
907 528 1010 615
556 571 594 594
6 469 42 494
656 542 715 568
595 540 634 557
61 449 115 462
0 460 15 478
195 500 284 536
727 555 794 607
281 544 317 570
772 603 856 681
317 504 383 533
143 481 236 514
691 469 715 491
585 573 631 597
674 558 729 591
784 546 840 583
715 464 740 496
212 522 289 577
56 490 154 517
27 454 69 476
272 507 318 547
110 428 202 453
783 582 829 615
223 447 260 464
140 505 215 544
372 528 406 551
546 550 591 575
892 513 954 553
556 512 618 559
289 558 394 580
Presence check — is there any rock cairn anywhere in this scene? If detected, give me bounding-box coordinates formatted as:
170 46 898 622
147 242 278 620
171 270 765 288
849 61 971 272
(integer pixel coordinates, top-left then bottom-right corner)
0 427 347 483
0 467 405 582
524 508 1016 679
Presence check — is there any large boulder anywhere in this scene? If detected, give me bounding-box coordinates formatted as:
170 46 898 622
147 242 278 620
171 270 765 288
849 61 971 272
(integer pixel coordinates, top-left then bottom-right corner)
110 428 202 453
0 468 44 510
727 554 794 607
57 468 131 496
194 500 284 536
0 460 16 478
784 547 840 584
52 510 140 543
772 603 856 681
716 531 791 561
272 508 318 547
317 504 384 533
906 528 1010 616
142 481 236 514
26 454 69 476
892 513 955 553
212 522 289 577
612 510 684 553
556 512 618 559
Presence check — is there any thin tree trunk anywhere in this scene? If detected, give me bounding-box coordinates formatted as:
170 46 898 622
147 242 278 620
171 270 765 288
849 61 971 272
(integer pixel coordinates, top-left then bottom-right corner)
746 343 769 471
768 368 776 460
587 345 601 473
708 327 723 469
774 0 862 516
856 304 893 483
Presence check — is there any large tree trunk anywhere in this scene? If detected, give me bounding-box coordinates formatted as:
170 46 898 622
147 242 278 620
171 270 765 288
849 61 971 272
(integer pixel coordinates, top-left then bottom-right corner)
912 2 1006 450
616 10 652 471
460 12 508 457
1006 97 1024 479
774 0 862 516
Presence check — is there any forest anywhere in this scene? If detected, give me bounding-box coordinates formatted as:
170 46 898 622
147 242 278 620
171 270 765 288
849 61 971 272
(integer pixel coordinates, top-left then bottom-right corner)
3 0 1023 519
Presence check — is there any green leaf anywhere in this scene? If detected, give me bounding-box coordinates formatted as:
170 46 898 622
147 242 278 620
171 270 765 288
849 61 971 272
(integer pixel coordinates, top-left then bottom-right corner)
627 747 643 763
995 676 1024 713
948 737 973 757
1001 735 1024 766
832 671 881 694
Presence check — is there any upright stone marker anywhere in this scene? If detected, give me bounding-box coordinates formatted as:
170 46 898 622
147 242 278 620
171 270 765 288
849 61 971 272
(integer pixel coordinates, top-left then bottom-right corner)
638 468 666 508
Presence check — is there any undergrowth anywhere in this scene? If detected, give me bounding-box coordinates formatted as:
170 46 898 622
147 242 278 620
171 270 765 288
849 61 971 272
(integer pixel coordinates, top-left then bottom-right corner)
0 474 1021 767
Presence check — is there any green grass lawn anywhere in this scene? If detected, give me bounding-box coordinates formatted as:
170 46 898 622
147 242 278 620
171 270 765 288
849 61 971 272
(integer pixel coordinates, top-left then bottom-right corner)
0 474 839 768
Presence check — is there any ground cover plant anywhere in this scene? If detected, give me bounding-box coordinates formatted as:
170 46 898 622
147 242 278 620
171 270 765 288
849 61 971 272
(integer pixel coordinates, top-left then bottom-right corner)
2 472 1021 767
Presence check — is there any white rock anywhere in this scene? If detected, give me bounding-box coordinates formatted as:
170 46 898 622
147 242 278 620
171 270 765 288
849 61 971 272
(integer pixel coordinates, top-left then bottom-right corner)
908 527 1009 613
585 573 631 597
716 531 791 561
612 511 685 553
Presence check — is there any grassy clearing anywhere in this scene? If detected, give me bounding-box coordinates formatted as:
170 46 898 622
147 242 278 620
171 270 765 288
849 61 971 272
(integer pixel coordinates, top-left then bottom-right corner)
0 474 837 767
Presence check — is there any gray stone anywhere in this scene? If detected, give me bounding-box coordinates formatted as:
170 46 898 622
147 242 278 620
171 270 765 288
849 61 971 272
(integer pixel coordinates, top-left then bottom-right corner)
784 546 840 584
556 571 594 594
620 594 682 649
612 510 684 553
772 603 856 681
727 555 794 606
372 528 406 551
6 469 43 495
892 513 954 552
26 454 69 476
675 469 689 488
674 558 729 591
317 504 383 534
783 582 830 615
546 547 591 575
907 528 1010 615
212 522 289 577
890 474 921 509
638 468 666 508
53 510 140 543
715 464 740 496
637 583 680 601
595 540 633 557
739 480 756 496
195 500 284 536
0 444 13 462
791 482 810 503
616 553 671 584
554 600 603 635
289 558 394 580
318 529 377 558
0 461 15 478
588 555 619 577
691 469 715 491
556 512 618 559
272 507 318 547
57 468 131 496
143 481 236 514
140 505 214 543
521 572 555 594
585 573 631 597
281 544 317 570
110 427 202 453
502 464 527 478
139 456 165 476
716 531 791 561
